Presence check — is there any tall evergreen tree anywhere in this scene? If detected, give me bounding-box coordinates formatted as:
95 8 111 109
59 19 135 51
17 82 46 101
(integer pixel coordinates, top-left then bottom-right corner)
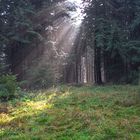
84 0 140 84
0 0 57 76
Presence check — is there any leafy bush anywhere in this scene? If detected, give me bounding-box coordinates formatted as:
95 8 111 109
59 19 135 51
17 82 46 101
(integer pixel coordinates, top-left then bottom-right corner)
26 65 55 89
0 75 18 101
122 70 139 85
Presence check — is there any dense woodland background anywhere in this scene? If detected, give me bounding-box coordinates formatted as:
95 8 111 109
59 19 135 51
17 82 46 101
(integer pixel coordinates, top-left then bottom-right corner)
0 0 140 93
85 0 140 84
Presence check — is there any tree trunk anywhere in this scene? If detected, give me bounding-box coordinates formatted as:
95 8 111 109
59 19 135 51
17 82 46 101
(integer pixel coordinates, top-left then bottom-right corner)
94 47 102 84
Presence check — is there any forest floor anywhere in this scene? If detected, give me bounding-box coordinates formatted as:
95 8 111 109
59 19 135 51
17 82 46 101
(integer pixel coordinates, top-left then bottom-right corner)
0 85 140 140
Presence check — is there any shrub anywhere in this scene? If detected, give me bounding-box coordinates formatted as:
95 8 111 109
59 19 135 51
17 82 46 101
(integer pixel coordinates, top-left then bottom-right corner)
0 75 18 101
25 63 55 90
126 70 139 84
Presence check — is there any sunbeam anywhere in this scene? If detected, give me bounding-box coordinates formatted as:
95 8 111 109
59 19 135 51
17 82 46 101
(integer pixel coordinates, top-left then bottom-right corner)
66 0 84 26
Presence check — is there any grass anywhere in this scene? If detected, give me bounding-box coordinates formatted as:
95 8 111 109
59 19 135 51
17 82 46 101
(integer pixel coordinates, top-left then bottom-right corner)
0 85 140 140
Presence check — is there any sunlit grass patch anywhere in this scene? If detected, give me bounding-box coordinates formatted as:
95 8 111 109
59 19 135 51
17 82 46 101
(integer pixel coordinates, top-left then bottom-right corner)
26 100 53 110
0 113 13 126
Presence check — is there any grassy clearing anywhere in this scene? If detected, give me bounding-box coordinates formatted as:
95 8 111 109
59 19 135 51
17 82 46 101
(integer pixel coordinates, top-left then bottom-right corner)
0 85 140 140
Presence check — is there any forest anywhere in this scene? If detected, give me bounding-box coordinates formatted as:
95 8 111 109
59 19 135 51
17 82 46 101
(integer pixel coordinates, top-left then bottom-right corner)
0 0 140 139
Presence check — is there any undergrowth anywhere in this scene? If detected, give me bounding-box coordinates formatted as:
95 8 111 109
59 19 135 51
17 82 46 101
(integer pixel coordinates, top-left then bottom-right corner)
0 85 140 140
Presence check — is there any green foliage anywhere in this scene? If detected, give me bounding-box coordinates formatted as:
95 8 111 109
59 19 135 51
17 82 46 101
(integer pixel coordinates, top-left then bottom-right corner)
0 0 62 86
124 70 139 84
84 0 140 83
0 0 55 76
26 65 54 89
0 75 18 101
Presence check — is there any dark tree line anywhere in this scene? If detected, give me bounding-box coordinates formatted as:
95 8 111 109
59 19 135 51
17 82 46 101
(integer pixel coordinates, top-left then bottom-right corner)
84 0 140 84
0 0 59 76
1 0 140 85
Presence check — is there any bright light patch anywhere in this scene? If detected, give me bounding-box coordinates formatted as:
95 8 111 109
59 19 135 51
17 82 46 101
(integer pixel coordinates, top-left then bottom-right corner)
68 0 82 4
66 0 84 26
